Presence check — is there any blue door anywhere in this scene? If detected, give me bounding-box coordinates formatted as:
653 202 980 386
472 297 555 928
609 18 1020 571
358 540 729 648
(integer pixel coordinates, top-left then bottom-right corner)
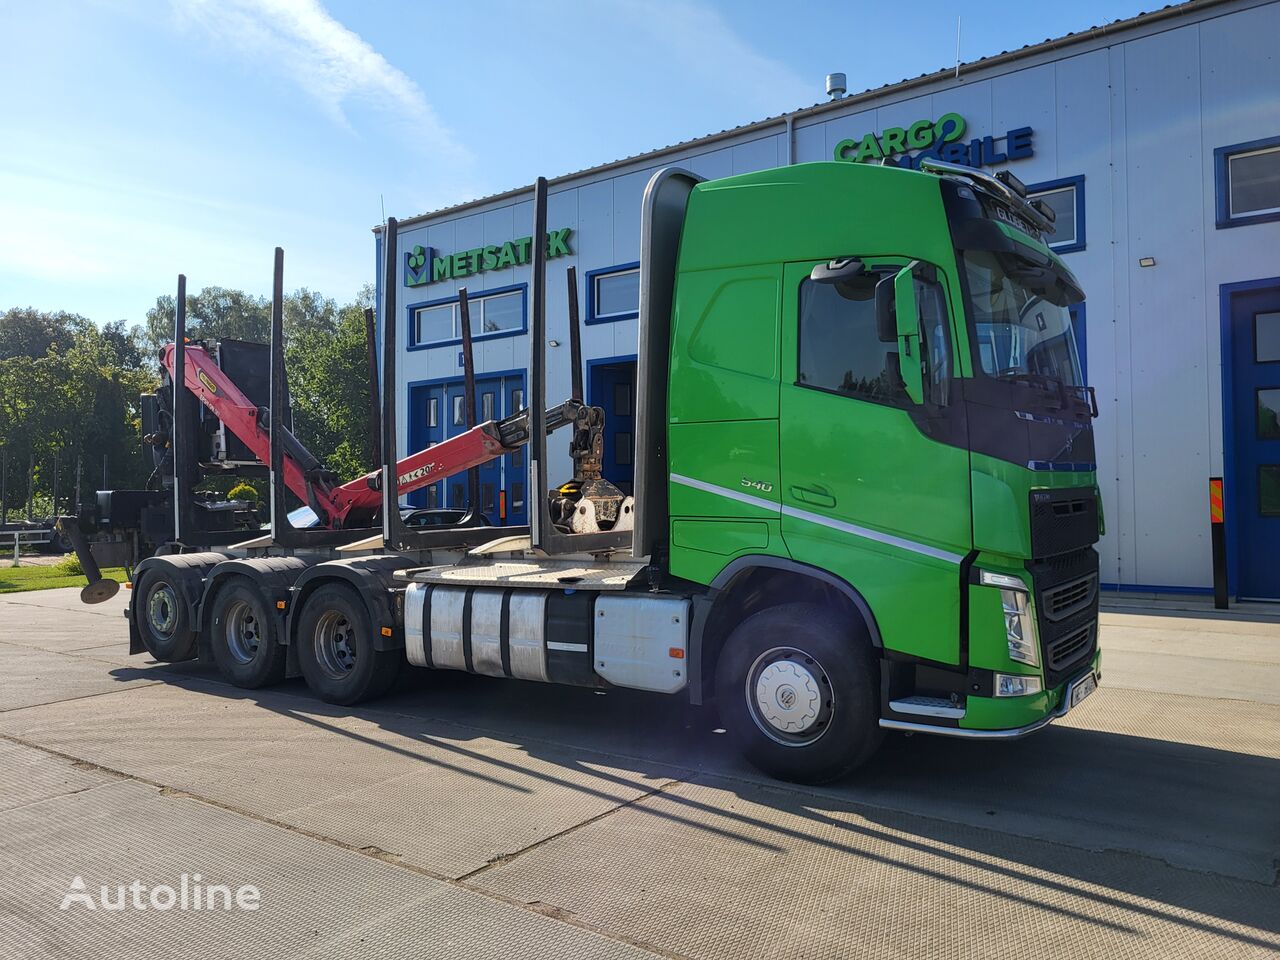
445 381 469 512
407 374 525 524
473 379 502 522
590 359 637 495
407 384 446 508
1228 284 1280 599
504 378 527 526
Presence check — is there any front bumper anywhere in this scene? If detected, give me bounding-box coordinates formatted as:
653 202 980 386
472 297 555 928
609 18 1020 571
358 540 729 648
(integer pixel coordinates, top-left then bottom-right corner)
879 651 1101 740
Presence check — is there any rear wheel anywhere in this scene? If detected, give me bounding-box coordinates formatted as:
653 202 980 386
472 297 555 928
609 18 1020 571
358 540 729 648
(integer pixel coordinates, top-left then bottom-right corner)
136 572 197 662
208 577 286 688
715 602 883 784
296 582 400 705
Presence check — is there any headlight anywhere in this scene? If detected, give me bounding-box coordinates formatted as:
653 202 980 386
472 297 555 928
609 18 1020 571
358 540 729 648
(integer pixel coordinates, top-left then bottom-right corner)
995 673 1043 697
987 574 1040 668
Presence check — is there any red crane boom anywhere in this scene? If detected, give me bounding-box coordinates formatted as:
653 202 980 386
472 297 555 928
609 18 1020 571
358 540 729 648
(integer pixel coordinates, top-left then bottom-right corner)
161 342 563 530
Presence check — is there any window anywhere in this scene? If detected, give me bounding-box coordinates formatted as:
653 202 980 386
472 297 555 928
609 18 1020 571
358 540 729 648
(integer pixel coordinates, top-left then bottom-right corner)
410 287 526 347
427 396 439 428
587 263 641 323
478 291 522 334
452 396 465 426
1215 137 1280 228
1260 465 1280 517
614 381 632 416
1258 389 1280 440
796 267 951 407
1027 176 1085 253
416 304 454 345
481 391 495 422
1257 312 1280 363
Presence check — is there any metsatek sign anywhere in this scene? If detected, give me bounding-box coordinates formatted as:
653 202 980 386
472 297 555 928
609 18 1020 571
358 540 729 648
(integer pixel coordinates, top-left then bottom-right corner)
833 114 1034 170
405 228 573 287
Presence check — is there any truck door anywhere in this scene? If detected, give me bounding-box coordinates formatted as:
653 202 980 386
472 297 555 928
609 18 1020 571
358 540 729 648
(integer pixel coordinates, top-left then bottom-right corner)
778 259 972 664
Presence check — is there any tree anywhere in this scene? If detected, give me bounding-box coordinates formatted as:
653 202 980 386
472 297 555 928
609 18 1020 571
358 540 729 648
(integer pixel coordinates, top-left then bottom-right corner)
286 302 376 481
143 286 271 361
1 281 375 521
0 307 88 360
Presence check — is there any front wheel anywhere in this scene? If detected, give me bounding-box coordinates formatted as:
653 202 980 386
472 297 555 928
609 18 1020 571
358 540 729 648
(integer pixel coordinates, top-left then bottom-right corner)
715 602 883 784
295 582 400 705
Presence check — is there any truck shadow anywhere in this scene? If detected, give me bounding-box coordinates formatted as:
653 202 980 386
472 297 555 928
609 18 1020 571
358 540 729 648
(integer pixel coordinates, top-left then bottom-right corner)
108 659 1280 949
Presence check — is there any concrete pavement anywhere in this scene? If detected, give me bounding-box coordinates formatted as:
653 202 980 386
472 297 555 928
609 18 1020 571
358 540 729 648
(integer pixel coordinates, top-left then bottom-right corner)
0 587 1276 959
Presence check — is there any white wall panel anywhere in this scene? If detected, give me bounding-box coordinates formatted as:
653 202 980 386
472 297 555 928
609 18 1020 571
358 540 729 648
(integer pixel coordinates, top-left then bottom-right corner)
1121 24 1212 588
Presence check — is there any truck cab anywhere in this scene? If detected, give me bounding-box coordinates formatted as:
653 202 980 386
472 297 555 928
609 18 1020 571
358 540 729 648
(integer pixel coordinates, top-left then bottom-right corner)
647 160 1100 779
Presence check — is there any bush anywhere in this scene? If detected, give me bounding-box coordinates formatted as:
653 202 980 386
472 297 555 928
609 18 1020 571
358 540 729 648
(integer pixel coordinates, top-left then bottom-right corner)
53 554 83 575
226 482 260 502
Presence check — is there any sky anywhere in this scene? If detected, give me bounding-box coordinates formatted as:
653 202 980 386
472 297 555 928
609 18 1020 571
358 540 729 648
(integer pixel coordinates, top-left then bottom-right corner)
0 0 1153 325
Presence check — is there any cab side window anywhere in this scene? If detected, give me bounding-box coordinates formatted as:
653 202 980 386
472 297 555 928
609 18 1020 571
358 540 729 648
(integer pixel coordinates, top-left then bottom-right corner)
797 267 952 408
797 271 907 406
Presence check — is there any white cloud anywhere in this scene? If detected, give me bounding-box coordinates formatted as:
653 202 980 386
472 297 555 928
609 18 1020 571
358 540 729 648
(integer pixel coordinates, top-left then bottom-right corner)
170 0 469 163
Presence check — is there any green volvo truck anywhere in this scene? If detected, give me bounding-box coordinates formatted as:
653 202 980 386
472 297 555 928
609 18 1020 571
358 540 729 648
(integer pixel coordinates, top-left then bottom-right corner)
107 157 1101 785
394 157 1101 784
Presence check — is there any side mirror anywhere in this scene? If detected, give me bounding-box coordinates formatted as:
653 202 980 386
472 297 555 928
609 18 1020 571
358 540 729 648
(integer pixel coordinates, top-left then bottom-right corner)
810 257 865 284
893 264 924 404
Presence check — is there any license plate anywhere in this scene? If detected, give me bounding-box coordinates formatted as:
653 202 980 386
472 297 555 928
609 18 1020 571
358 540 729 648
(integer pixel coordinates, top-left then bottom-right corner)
1069 672 1097 709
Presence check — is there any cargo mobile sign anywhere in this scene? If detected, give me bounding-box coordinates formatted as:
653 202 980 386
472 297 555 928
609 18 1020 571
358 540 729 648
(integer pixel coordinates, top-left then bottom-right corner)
834 113 1034 170
405 229 573 287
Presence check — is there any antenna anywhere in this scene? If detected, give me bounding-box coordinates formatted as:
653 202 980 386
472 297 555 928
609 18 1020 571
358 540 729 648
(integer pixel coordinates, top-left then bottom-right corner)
955 16 962 80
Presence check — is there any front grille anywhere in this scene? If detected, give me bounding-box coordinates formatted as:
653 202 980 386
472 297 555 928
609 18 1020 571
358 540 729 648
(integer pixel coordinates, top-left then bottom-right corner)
1029 488 1100 558
1026 547 1099 688
1043 573 1098 622
1047 623 1093 672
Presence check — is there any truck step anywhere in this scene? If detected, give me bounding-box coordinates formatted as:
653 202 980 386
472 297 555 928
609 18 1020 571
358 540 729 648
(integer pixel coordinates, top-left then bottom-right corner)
888 696 965 719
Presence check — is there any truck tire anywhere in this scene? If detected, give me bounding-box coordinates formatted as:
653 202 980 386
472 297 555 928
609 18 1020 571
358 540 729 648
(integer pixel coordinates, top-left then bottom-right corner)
295 582 400 705
136 572 197 662
208 577 286 688
714 601 883 784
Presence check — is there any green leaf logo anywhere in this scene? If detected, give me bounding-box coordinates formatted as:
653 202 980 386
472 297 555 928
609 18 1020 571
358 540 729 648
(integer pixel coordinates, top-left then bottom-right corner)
408 245 427 270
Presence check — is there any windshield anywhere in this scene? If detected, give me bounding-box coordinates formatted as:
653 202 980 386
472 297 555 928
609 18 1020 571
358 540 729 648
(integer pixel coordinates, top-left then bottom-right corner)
962 249 1084 389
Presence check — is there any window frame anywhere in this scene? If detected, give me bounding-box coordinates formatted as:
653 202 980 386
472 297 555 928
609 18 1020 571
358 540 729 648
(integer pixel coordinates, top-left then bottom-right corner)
406 283 527 350
1214 136 1280 229
585 262 641 325
1026 175 1086 254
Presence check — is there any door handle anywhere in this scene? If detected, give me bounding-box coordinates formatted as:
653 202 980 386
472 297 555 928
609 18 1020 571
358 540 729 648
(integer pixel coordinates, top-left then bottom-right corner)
792 485 836 509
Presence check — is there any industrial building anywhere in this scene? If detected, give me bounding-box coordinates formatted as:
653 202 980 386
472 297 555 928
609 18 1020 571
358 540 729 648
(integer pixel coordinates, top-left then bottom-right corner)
374 0 1280 598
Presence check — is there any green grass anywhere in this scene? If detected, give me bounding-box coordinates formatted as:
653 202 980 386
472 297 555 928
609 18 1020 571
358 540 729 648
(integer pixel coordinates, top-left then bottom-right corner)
0 565 127 594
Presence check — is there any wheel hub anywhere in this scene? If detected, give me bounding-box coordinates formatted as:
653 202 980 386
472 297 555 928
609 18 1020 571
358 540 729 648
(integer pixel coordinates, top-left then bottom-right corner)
746 647 832 746
224 599 262 664
147 585 177 636
315 610 357 680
